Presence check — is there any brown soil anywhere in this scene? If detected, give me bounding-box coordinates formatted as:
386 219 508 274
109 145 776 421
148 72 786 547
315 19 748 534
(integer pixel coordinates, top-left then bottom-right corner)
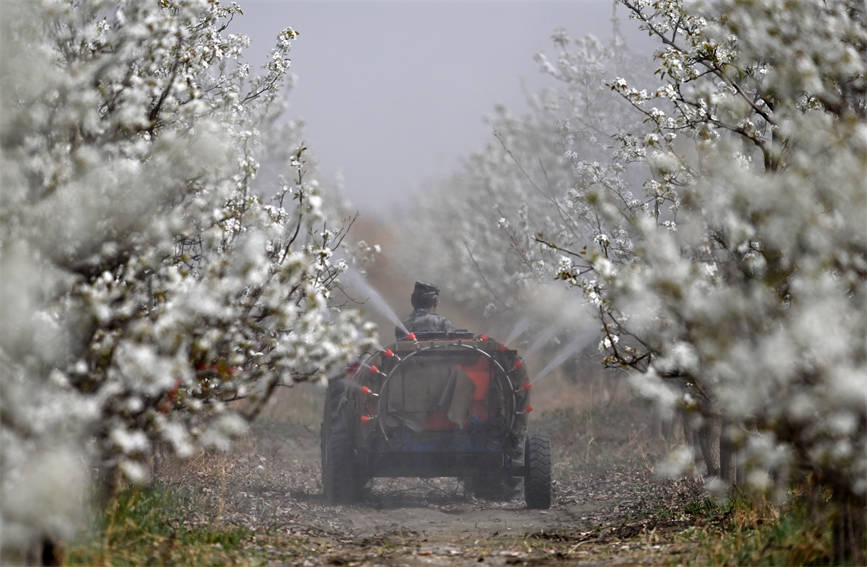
157 384 707 566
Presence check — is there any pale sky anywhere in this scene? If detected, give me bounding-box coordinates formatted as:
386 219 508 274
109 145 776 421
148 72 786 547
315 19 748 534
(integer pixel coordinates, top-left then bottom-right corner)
234 1 639 217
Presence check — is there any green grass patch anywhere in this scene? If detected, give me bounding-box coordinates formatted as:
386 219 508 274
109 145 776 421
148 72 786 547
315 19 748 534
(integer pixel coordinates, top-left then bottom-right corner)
67 485 263 567
674 490 837 567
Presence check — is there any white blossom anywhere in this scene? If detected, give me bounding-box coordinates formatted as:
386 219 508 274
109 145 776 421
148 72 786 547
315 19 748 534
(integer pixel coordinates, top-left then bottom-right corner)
1 0 376 554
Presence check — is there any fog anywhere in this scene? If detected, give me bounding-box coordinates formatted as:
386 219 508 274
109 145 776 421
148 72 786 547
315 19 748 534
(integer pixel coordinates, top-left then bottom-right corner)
230 0 653 344
7 0 859 563
234 0 644 217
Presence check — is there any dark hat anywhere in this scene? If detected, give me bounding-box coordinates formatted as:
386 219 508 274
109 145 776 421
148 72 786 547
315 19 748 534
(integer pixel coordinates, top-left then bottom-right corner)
411 281 439 308
413 281 439 295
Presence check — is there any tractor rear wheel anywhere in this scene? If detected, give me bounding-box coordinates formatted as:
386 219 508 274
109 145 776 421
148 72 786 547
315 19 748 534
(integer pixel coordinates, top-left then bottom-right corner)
321 381 362 504
323 423 361 504
524 434 552 509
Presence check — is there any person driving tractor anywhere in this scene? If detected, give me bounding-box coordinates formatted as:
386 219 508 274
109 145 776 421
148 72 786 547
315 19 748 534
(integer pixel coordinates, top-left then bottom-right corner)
395 281 455 339
321 280 547 506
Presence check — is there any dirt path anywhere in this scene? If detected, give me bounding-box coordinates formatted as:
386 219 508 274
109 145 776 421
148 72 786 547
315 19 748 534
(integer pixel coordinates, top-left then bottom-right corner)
160 407 705 565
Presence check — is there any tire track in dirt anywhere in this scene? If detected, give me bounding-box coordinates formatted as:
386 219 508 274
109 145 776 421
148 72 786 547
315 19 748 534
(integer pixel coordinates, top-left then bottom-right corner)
159 413 706 565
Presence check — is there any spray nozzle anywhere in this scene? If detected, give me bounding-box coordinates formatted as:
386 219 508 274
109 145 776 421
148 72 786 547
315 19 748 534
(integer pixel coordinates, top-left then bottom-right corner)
479 334 489 342
517 404 533 415
360 385 379 397
407 332 417 342
522 381 532 391
382 348 401 361
368 365 386 376
361 415 375 423
498 344 508 352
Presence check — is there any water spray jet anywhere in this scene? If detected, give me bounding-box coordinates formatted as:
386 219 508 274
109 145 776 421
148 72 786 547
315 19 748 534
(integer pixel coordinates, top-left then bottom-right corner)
531 329 596 385
505 316 531 345
340 267 410 337
524 323 567 358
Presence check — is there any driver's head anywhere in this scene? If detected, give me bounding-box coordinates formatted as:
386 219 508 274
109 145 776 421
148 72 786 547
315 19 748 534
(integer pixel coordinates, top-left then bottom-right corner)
410 281 439 309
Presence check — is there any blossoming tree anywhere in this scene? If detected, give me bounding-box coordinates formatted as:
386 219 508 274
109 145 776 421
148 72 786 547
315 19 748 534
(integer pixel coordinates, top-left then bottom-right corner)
0 0 374 559
399 26 648 332
403 0 866 561
582 2 867 561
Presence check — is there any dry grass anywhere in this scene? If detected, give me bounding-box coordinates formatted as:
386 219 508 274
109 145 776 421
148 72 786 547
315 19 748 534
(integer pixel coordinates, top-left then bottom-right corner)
67 371 851 566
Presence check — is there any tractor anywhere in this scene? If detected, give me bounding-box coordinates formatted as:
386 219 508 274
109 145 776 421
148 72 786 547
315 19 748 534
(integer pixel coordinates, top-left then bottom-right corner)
321 330 552 509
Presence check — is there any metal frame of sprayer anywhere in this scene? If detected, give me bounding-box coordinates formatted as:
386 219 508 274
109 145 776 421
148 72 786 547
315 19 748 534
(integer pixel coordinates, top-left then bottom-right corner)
351 332 531 452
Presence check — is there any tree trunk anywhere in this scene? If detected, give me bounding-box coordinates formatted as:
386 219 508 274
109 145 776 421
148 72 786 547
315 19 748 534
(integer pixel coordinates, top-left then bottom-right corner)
832 487 866 566
96 461 120 505
697 417 721 478
681 414 702 470
150 439 170 482
40 538 64 566
719 423 738 485
654 411 675 442
0 536 64 566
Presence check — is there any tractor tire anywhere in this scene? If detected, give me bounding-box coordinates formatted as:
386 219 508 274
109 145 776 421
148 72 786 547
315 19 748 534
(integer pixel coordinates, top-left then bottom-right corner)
321 381 362 504
323 423 361 504
320 380 343 490
524 434 552 509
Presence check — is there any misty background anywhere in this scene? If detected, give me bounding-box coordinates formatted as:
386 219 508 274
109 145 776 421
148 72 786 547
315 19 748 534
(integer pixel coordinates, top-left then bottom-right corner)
235 0 646 218
233 1 649 337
